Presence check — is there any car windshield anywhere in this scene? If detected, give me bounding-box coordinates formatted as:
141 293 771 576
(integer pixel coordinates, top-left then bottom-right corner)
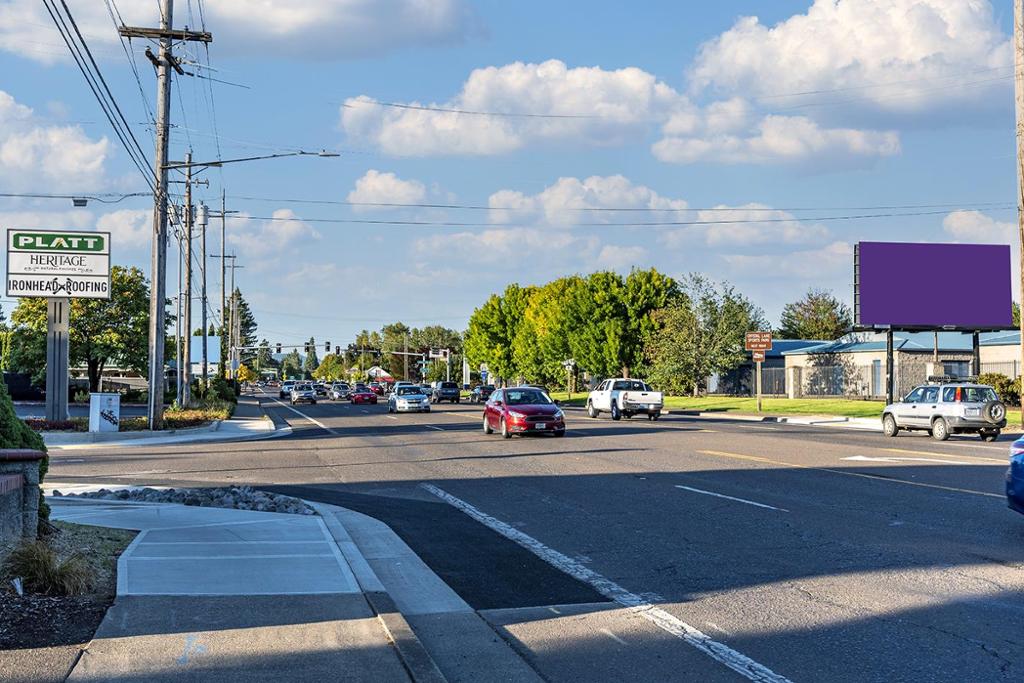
942 386 998 402
504 389 551 405
397 387 421 396
480 385 494 391
296 384 311 391
441 382 458 389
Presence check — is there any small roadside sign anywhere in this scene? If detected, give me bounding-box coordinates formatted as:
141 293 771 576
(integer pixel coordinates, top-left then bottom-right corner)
752 350 766 362
745 331 772 351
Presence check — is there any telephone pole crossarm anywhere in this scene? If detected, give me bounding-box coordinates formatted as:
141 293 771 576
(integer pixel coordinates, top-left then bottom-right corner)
118 26 212 42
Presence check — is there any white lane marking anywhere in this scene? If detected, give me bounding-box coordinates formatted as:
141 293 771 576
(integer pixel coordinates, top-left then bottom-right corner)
425 425 444 431
842 455 974 465
600 628 628 646
268 398 337 434
385 415 398 421
361 409 369 414
674 485 789 512
420 483 791 683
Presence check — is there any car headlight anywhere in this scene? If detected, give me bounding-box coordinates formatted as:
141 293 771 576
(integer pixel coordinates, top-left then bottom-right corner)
553 409 564 419
508 411 526 420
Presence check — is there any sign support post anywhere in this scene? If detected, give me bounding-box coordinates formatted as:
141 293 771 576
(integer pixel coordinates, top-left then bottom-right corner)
745 332 772 414
45 298 70 422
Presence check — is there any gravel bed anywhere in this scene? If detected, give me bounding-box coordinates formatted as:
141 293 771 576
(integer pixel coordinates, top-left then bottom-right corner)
53 486 316 515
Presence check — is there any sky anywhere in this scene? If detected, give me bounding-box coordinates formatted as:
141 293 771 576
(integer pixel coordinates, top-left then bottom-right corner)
0 0 1018 346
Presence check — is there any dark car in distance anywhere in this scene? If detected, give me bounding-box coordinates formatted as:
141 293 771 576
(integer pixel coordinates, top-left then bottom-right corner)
483 387 565 438
432 381 461 403
470 385 495 403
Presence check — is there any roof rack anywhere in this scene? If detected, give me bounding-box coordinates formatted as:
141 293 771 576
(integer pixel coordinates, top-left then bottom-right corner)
926 375 979 384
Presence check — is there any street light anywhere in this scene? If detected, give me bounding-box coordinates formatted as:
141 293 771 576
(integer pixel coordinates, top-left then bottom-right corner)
163 150 340 170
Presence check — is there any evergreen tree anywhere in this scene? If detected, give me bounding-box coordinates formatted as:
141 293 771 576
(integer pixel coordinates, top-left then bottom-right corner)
777 288 851 340
280 350 303 379
303 337 319 378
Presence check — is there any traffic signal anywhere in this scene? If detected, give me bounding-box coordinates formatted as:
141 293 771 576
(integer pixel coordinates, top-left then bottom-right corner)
276 343 282 354
304 342 310 353
335 345 340 355
325 341 330 353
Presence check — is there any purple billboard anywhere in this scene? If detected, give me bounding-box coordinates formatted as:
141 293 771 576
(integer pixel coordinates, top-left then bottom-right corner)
855 241 1012 329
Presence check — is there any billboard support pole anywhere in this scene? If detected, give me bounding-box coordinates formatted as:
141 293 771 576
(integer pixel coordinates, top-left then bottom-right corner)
885 329 894 406
45 298 70 422
972 331 981 377
1015 0 1024 427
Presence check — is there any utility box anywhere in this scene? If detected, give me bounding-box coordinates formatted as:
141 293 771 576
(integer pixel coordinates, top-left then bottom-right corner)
88 393 120 433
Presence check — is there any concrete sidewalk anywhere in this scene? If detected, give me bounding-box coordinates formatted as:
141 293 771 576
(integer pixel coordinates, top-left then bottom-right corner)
49 498 412 682
43 413 289 450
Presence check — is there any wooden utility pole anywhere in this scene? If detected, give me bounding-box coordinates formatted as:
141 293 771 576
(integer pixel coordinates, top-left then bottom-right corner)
121 1 212 429
198 202 209 391
182 152 193 407
1016 0 1024 427
220 189 227 378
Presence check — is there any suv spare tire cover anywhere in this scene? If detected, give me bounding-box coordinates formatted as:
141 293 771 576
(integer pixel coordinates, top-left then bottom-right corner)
983 400 1006 424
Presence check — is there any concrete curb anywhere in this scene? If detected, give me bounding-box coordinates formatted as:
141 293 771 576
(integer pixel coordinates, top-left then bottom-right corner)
41 420 221 446
309 501 448 683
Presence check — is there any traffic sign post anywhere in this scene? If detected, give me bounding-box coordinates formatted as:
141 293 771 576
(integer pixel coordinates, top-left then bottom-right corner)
745 332 773 414
6 229 112 422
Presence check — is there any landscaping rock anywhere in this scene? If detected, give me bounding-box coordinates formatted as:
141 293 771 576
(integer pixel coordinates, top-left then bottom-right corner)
57 486 316 515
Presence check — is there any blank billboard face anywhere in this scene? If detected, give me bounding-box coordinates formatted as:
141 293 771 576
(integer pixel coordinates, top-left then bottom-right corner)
855 241 1012 329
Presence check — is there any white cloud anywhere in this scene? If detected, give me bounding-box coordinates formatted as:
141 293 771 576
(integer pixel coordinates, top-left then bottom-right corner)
0 91 110 191
721 241 854 280
690 0 1010 115
227 209 320 262
660 203 831 249
653 112 899 166
0 0 477 64
488 175 688 226
596 245 647 270
95 208 151 249
342 60 684 156
347 170 427 211
942 210 1015 244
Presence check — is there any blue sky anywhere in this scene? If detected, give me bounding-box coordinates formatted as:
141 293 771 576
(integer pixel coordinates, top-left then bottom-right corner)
0 0 1017 345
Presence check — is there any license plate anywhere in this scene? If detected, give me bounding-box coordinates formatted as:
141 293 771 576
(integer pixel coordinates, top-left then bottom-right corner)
966 408 980 417
535 423 546 429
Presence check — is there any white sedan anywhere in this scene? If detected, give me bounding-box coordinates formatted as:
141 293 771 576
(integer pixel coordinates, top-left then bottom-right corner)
388 386 431 413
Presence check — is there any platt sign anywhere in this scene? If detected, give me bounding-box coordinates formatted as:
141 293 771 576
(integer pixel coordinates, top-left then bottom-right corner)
6 229 111 299
745 331 772 352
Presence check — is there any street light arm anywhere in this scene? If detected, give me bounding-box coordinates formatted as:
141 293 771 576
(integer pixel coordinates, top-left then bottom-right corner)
163 150 339 170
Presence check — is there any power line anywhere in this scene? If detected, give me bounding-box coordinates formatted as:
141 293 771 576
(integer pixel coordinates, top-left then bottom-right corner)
224 206 1016 229
342 98 603 119
230 194 1015 214
42 0 155 192
0 192 151 203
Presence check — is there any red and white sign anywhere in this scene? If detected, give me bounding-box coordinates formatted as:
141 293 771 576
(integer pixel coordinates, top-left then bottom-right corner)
752 350 766 363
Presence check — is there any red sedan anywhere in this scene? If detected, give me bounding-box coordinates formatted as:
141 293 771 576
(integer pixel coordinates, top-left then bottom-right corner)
483 387 565 438
350 389 378 405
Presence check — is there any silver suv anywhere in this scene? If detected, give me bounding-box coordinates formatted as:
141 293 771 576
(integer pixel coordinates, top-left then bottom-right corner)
882 378 1006 441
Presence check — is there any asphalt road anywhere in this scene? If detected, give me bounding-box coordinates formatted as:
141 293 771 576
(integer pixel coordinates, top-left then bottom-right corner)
45 391 1024 682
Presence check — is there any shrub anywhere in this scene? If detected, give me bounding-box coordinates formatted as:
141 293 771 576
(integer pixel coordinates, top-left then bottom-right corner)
0 382 48 526
977 373 1020 406
24 418 87 432
72 390 89 404
3 540 94 596
207 377 238 404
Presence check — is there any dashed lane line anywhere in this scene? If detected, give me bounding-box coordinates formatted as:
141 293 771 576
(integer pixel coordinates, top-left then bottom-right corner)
697 450 1003 499
267 398 338 435
674 485 789 512
878 447 1006 464
421 483 792 683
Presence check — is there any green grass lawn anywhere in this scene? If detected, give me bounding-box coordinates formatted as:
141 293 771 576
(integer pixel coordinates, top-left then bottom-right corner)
548 390 1024 424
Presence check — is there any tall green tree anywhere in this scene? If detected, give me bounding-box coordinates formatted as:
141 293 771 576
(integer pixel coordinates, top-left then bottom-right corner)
9 266 153 391
256 339 276 372
644 274 766 395
379 322 411 378
280 349 302 379
512 276 584 385
563 272 629 378
313 353 346 381
303 337 319 378
465 284 535 382
777 288 851 340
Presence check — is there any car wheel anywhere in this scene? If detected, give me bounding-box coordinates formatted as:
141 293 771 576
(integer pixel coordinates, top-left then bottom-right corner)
501 418 511 439
652 413 660 421
483 415 493 434
587 401 598 418
455 398 460 403
981 429 1000 442
882 414 899 437
610 402 621 421
931 417 950 441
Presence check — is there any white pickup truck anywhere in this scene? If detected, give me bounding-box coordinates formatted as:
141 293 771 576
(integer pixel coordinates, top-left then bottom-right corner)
587 379 663 421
